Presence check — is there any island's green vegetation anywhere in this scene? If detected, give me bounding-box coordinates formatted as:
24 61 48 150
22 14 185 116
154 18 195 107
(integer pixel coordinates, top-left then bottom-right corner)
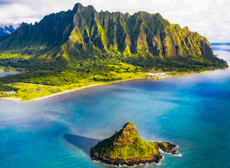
0 66 16 72
90 122 178 166
0 82 17 97
0 66 4 72
0 3 228 101
0 54 31 60
0 62 141 85
0 69 145 101
91 123 159 160
0 82 17 91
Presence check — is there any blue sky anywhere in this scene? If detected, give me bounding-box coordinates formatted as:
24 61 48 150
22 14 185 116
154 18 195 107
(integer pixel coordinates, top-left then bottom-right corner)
0 0 229 42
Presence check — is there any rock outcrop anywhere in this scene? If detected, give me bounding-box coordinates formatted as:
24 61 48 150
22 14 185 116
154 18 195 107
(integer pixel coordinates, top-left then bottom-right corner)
90 122 179 166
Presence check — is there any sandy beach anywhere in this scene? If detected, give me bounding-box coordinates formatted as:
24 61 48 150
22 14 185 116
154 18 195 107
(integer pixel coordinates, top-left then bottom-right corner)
0 77 145 103
1 97 22 102
1 69 218 103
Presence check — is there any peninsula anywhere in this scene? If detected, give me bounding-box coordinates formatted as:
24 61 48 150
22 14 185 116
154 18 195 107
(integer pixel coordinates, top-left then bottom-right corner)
90 122 180 167
0 3 228 101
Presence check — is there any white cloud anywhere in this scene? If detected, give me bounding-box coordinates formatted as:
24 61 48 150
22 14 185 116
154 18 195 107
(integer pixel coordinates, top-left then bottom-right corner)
0 3 38 23
127 0 139 6
0 0 229 42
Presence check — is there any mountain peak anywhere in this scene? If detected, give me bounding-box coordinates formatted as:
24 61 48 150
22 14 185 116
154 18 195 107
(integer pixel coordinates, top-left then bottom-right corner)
122 122 138 137
113 122 139 147
123 122 136 129
90 122 180 166
73 3 96 13
0 3 226 72
73 3 84 12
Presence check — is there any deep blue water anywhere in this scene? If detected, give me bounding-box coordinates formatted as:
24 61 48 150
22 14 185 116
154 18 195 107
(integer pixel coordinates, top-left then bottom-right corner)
1 45 230 168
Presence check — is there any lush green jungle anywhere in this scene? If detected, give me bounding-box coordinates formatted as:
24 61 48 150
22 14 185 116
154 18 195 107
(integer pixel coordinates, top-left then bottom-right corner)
0 3 227 100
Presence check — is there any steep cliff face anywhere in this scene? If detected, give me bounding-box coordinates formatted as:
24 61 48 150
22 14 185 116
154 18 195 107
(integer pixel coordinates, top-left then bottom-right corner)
0 10 75 56
63 4 213 59
0 3 213 58
0 3 226 70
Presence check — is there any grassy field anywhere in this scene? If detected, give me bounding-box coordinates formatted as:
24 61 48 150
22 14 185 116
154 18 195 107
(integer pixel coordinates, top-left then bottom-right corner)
0 59 210 102
0 72 145 101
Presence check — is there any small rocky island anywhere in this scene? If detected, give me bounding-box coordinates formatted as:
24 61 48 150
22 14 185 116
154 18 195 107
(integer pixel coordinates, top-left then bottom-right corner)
90 122 180 167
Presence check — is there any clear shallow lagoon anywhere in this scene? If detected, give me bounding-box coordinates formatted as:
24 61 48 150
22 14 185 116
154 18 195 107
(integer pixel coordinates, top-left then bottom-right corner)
0 71 25 78
1 45 230 168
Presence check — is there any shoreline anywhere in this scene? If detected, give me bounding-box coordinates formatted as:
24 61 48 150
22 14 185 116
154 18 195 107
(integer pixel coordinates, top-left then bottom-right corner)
0 77 145 103
1 68 227 103
91 143 180 167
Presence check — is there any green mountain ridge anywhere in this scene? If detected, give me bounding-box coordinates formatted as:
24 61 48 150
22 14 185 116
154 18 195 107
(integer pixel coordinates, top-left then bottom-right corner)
0 3 227 71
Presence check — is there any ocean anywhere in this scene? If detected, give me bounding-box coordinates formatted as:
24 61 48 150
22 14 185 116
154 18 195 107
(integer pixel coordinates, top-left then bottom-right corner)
0 44 230 168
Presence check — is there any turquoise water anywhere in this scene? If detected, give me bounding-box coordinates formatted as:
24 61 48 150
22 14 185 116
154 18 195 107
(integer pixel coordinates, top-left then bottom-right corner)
1 45 230 168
